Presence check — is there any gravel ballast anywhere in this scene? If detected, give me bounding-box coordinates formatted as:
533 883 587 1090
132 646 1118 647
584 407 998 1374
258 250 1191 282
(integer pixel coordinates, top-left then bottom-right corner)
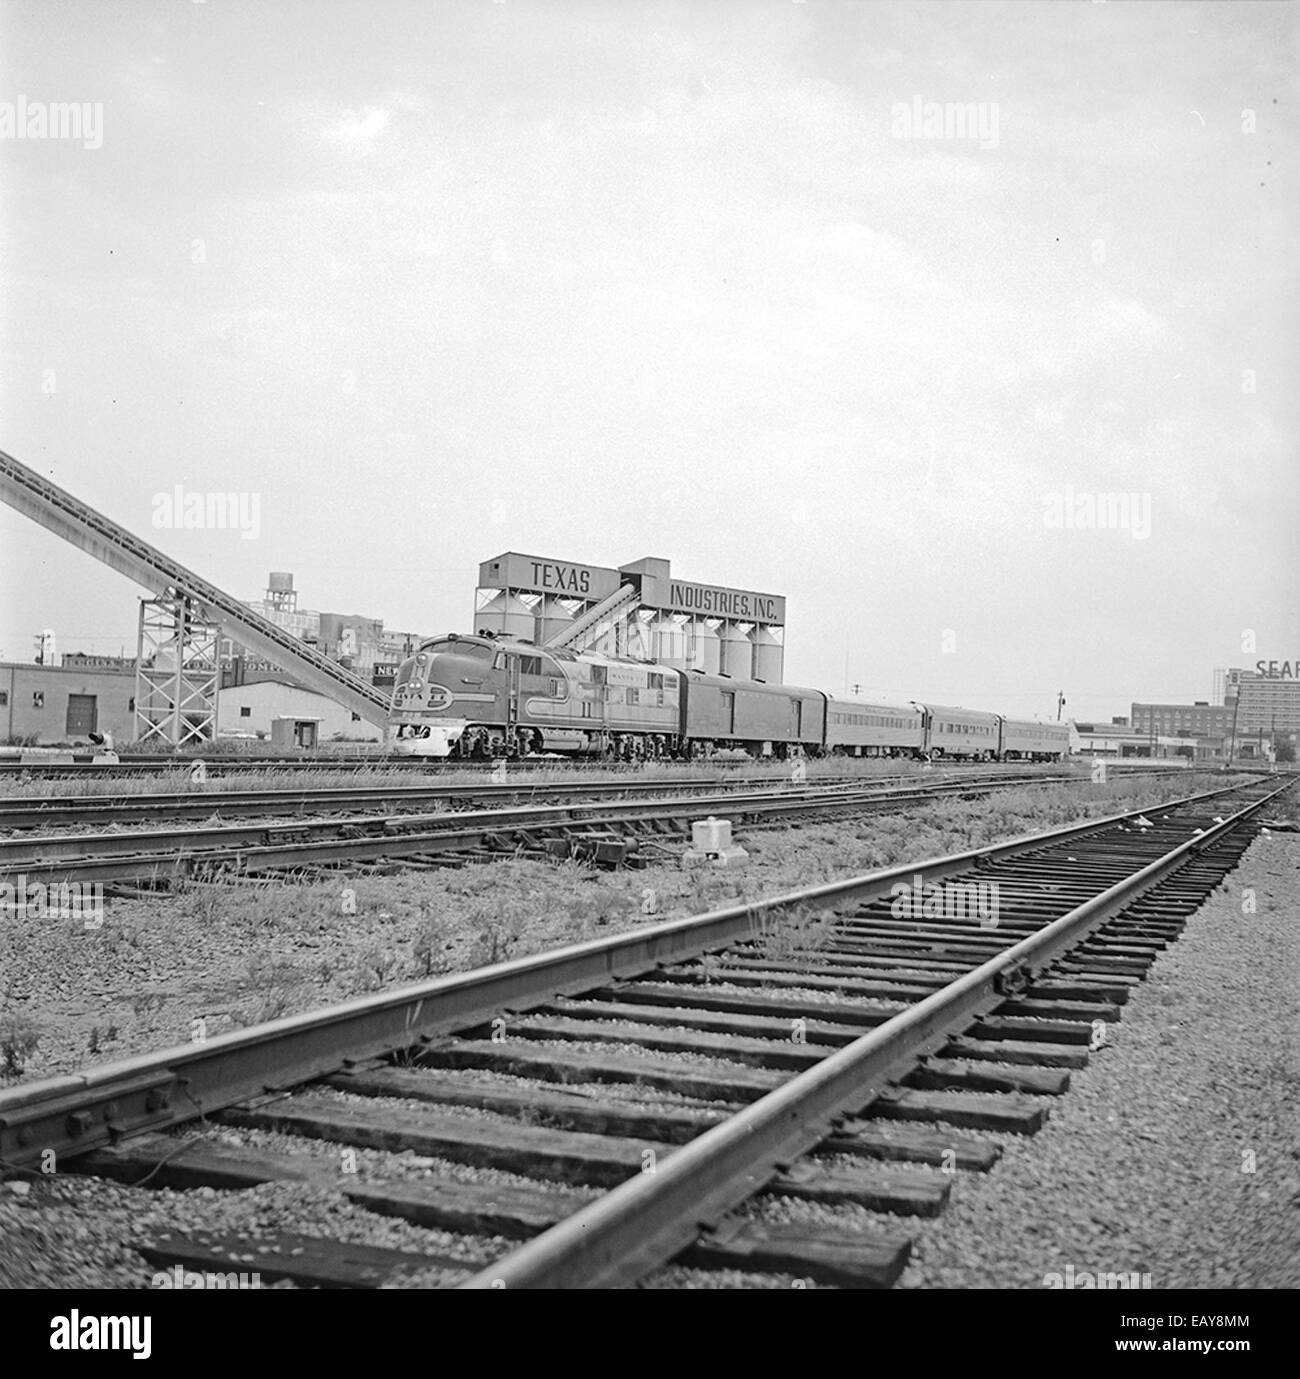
0 788 1291 1289
0 774 1219 1085
893 827 1299 1290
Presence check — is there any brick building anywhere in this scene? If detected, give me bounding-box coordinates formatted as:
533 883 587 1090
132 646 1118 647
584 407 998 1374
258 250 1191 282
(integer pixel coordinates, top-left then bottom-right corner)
0 662 136 744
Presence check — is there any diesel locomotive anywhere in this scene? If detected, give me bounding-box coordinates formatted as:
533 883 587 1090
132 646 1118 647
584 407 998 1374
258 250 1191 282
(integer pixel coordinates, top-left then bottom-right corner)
388 632 1069 762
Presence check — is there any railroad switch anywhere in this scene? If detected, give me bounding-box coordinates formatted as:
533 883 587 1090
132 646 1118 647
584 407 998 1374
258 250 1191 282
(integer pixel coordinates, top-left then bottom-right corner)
682 816 749 869
569 831 641 868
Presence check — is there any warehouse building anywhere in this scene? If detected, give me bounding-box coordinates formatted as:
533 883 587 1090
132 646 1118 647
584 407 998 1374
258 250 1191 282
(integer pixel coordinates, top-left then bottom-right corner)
1070 720 1201 760
215 672 383 744
0 661 136 744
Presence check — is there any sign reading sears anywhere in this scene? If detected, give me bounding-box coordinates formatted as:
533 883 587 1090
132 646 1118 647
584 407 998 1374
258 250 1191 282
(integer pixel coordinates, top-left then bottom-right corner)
1254 660 1298 677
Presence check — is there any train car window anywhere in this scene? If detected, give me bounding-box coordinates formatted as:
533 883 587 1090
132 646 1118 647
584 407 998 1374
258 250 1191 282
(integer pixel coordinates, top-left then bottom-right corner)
648 673 663 690
518 655 543 676
591 665 607 685
458 643 493 661
626 688 639 705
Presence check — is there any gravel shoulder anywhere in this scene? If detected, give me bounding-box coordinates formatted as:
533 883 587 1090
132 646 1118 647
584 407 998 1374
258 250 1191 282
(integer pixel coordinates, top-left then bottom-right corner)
899 827 1300 1289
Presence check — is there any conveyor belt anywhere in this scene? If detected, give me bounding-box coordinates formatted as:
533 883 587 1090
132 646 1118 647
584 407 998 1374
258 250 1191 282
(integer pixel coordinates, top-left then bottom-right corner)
0 448 390 724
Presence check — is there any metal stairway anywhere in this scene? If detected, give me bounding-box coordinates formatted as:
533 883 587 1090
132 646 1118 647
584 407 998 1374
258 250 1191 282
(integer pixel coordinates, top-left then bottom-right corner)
0 448 391 725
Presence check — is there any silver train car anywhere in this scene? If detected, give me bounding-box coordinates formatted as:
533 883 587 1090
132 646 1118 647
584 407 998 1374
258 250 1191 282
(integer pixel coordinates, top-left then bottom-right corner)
915 702 1002 761
389 632 1069 762
824 697 926 757
999 717 1071 762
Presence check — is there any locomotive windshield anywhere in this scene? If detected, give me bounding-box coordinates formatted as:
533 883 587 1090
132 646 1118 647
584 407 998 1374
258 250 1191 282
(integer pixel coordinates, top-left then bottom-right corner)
420 636 493 659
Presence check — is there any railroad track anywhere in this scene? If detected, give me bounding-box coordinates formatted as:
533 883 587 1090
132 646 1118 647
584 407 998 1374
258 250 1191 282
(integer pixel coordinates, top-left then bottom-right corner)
0 752 1202 782
0 777 1287 1288
0 769 1181 886
0 765 1056 831
0 754 597 780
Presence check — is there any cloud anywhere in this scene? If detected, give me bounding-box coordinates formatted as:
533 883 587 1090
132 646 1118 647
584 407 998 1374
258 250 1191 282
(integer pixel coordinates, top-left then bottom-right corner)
328 106 390 145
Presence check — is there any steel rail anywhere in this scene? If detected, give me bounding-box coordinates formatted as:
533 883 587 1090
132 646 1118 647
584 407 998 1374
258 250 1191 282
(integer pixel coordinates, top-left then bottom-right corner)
0 766 1057 830
0 773 1094 880
0 753 1214 781
0 780 1261 1176
459 780 1291 1288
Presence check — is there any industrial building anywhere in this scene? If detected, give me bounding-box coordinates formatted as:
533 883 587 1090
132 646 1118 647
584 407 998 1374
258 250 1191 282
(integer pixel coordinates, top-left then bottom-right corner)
1070 720 1201 760
0 661 136 745
216 672 383 745
475 553 787 682
1132 668 1299 763
234 573 422 683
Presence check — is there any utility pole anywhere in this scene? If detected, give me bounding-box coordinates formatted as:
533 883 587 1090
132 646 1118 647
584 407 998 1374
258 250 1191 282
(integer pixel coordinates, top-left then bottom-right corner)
1227 690 1241 767
1056 690 1065 722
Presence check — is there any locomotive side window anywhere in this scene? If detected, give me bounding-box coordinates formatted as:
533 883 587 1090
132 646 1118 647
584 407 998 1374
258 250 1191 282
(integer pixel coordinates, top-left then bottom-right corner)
591 665 607 685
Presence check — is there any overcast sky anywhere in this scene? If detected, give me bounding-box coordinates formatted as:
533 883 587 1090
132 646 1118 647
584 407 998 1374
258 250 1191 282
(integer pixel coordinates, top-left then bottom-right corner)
1 0 1295 721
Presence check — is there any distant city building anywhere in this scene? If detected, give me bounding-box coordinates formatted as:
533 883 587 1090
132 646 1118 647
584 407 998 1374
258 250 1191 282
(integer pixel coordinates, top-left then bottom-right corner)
239 572 321 653
1130 701 1235 738
1220 666 1300 749
230 572 424 687
1131 668 1297 761
1070 722 1201 760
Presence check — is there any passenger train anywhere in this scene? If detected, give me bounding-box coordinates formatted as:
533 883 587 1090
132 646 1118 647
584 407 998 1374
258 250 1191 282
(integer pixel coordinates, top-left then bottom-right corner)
388 633 1070 762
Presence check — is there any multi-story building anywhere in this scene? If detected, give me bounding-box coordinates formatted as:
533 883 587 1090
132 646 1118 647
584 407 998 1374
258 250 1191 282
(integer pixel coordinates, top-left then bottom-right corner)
1222 667 1300 749
1130 701 1236 739
230 573 425 688
234 572 322 671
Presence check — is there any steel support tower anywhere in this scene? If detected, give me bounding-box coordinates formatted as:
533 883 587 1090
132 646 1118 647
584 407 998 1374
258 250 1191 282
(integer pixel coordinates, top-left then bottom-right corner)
134 594 221 746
